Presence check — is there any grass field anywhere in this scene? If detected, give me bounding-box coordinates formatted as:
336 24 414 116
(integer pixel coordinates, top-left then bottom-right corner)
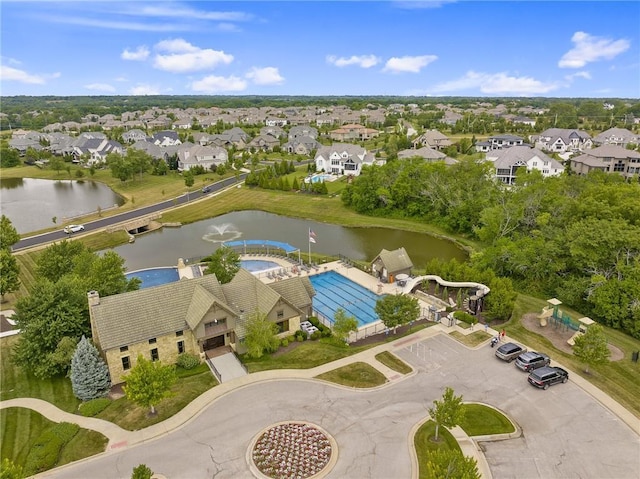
414 421 461 479
374 351 413 374
314 361 387 388
0 408 107 472
458 403 514 436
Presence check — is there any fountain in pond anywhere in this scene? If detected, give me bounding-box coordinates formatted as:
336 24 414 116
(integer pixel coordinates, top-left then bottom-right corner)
202 223 243 243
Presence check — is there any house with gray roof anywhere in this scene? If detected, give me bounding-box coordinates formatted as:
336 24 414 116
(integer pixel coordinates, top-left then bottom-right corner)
397 147 458 165
177 145 228 171
247 134 281 152
283 136 320 156
121 129 148 144
592 128 640 148
288 125 318 140
88 269 315 384
532 128 592 153
314 143 383 177
151 130 181 147
570 144 640 180
485 146 563 184
370 247 413 284
411 130 452 150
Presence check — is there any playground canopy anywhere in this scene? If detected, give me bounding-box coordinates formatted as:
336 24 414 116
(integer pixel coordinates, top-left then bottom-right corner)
223 239 300 255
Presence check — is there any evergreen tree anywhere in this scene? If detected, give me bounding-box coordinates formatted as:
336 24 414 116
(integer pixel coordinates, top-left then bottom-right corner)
131 464 154 479
71 336 111 401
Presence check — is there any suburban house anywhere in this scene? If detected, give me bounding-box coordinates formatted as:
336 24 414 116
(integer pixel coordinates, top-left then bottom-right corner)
485 146 563 184
71 137 124 165
121 129 147 144
177 145 228 171
246 134 281 152
283 136 320 155
314 143 383 177
329 124 380 141
411 130 452 150
570 144 640 180
397 147 458 165
370 247 413 284
592 128 640 148
151 130 182 147
289 125 319 140
209 127 251 150
531 128 592 153
260 125 286 139
88 270 315 384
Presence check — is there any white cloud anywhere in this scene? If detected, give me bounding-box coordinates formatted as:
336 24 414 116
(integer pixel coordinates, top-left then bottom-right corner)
84 83 116 92
565 71 592 81
38 14 188 32
121 46 150 61
383 55 437 73
245 67 284 85
124 5 253 22
559 31 630 68
115 76 128 82
153 38 233 73
129 84 161 95
432 71 560 95
190 75 247 93
0 65 59 84
326 55 381 68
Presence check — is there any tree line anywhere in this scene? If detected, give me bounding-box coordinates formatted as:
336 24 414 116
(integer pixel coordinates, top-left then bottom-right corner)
342 161 640 338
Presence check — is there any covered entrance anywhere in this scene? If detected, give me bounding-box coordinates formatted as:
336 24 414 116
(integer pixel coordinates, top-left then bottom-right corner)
202 335 225 351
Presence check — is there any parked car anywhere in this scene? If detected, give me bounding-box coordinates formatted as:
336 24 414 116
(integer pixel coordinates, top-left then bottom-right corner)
527 366 569 390
515 351 551 372
63 224 85 234
495 342 527 362
202 185 212 193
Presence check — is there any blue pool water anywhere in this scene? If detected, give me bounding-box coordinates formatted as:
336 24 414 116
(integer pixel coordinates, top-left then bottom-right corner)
126 267 179 289
126 260 281 288
309 270 384 327
241 259 280 272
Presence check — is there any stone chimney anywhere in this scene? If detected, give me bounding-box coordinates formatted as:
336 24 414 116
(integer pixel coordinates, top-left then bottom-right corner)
87 290 100 307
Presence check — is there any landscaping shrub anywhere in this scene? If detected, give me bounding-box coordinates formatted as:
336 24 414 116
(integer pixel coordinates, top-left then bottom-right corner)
310 331 322 341
24 422 79 475
78 397 111 417
454 311 477 325
176 353 200 370
294 330 306 341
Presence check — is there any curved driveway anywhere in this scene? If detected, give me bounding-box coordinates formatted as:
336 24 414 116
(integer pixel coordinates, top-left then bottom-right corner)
37 333 639 479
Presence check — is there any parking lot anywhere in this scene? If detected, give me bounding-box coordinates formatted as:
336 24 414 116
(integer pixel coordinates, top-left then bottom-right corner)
43 333 639 479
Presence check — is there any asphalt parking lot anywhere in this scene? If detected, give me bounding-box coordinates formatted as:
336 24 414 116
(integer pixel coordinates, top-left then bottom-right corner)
42 334 640 479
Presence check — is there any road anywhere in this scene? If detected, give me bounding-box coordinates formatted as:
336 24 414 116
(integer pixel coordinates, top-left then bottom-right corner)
40 334 640 479
12 174 248 251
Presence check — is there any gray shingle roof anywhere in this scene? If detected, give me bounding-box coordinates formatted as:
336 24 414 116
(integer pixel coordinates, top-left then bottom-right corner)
375 247 413 272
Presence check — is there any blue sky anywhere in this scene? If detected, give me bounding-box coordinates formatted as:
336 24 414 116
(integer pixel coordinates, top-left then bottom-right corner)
1 1 638 98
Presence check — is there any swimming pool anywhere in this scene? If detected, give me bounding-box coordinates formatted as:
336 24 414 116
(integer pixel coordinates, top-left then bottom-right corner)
309 270 384 327
126 260 282 288
126 267 179 289
241 259 281 272
306 173 333 183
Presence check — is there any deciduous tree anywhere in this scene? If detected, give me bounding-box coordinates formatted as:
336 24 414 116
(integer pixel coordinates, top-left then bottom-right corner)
332 308 359 343
71 336 111 401
572 323 611 373
244 310 280 359
375 294 419 333
123 355 176 415
204 246 240 284
425 449 480 479
428 386 465 442
0 215 20 250
0 248 20 302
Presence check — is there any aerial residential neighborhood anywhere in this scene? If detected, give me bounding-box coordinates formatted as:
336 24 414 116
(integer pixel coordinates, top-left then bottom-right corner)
1 1 639 479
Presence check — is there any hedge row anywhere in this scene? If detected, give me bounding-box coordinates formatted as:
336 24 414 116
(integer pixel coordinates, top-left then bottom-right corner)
24 422 79 475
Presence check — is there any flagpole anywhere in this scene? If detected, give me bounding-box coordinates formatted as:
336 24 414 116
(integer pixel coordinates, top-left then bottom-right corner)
308 228 311 264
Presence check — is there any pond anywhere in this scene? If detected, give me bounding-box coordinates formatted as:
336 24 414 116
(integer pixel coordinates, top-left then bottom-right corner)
109 210 468 271
0 177 125 234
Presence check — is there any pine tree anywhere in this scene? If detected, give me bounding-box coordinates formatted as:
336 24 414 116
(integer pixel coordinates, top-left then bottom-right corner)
70 336 111 401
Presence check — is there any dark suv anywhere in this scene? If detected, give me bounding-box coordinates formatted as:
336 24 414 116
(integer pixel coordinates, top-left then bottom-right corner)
527 366 569 390
514 351 550 372
495 342 527 362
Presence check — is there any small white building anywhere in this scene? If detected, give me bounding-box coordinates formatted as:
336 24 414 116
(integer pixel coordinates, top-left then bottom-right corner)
314 143 383 177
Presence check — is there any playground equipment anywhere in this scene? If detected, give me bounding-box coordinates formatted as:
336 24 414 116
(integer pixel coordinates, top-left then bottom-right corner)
567 317 595 346
538 298 562 327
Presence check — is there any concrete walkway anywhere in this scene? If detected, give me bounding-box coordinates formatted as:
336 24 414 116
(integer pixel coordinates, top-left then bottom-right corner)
3 322 638 479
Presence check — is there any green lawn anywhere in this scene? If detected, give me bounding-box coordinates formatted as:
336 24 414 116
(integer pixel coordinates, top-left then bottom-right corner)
314 362 387 388
95 364 216 431
505 293 640 418
0 408 107 472
375 351 412 374
414 421 461 479
448 330 492 348
459 403 514 436
0 336 80 413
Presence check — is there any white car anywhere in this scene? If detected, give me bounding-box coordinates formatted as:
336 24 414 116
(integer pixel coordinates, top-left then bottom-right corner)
64 224 85 234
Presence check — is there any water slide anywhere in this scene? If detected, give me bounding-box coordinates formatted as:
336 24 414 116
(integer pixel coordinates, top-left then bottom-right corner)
402 275 490 297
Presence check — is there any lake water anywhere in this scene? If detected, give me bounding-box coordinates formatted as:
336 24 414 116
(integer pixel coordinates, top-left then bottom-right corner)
110 210 468 271
0 177 124 234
